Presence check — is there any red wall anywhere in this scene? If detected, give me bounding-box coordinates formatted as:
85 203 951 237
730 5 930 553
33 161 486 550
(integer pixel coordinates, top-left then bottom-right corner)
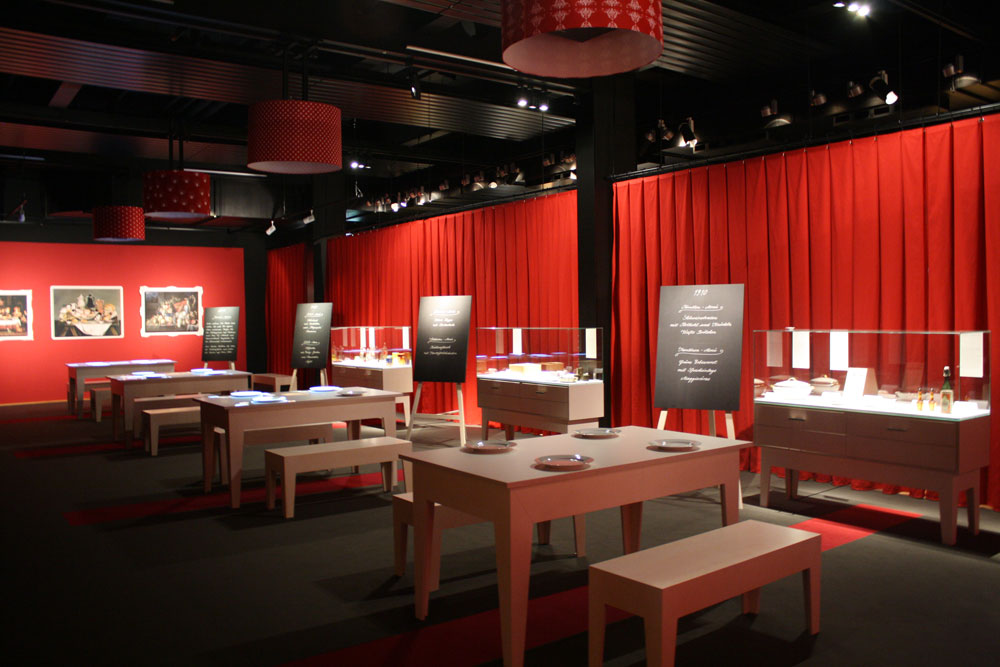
0 241 246 405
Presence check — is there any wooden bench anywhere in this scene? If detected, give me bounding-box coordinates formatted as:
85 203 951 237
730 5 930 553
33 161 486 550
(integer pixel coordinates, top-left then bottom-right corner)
265 436 412 518
588 520 821 667
392 493 586 589
88 382 112 423
132 394 202 435
252 372 296 392
142 407 202 456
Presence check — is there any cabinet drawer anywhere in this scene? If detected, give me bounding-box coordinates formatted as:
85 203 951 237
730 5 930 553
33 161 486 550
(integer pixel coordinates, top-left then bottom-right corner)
756 425 845 456
755 405 845 434
845 437 957 471
517 382 568 403
846 413 957 447
478 379 520 399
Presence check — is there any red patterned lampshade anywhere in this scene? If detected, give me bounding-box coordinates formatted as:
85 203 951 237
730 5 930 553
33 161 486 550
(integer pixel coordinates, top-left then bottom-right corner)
93 205 145 242
142 170 211 221
501 0 663 78
247 100 342 174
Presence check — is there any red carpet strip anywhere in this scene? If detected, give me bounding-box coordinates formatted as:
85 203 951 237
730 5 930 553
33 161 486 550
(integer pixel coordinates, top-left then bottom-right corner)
13 434 201 459
63 470 399 526
789 503 922 550
290 502 923 665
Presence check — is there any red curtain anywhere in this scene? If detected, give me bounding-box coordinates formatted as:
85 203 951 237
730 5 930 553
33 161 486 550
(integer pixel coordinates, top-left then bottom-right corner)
266 244 307 375
612 116 1000 509
327 191 579 422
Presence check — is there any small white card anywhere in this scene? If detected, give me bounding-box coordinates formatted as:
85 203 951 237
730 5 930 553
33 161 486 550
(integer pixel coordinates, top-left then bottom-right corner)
402 326 410 351
959 331 984 378
792 331 810 369
829 330 849 371
512 328 523 356
843 367 869 400
766 331 782 367
369 327 377 349
358 327 368 349
585 328 598 360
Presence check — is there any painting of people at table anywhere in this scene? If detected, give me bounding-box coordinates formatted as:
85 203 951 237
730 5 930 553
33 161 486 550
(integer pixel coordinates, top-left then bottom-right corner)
139 286 203 336
50 286 123 339
0 290 33 340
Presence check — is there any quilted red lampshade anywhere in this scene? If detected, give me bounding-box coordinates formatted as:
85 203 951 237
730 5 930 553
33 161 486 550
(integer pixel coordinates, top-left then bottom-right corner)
93 205 145 242
501 0 663 78
142 170 211 221
247 99 342 174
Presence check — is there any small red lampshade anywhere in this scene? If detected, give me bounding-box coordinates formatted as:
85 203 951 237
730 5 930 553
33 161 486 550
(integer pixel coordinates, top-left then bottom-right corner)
93 205 145 242
247 100 342 174
142 170 211 221
501 0 663 78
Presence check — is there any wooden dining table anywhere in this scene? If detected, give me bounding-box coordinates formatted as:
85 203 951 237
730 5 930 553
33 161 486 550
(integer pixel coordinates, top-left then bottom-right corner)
109 370 250 441
66 359 175 417
194 387 402 509
400 425 749 667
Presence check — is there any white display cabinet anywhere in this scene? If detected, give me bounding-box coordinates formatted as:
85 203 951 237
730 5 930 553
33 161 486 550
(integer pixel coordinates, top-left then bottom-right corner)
329 325 413 394
476 326 604 438
752 329 990 545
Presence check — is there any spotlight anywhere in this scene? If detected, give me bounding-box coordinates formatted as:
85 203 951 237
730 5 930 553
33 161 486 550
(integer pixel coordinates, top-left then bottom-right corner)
760 99 778 118
265 221 276 236
516 86 528 108
489 181 498 188
847 80 865 98
870 71 898 104
302 210 315 225
678 118 697 148
538 99 549 112
409 71 421 100
350 160 359 169
810 90 827 106
833 2 845 6
390 202 399 212
857 3 871 17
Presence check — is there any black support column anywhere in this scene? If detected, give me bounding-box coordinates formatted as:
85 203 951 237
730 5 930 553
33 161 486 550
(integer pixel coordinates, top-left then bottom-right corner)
576 74 635 425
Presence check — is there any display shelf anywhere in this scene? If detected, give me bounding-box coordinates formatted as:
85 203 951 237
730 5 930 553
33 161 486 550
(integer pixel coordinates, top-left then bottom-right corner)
330 326 414 417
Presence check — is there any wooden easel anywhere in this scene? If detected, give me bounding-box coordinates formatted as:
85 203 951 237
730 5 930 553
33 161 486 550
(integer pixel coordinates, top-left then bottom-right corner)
406 381 468 446
656 408 743 509
203 361 237 371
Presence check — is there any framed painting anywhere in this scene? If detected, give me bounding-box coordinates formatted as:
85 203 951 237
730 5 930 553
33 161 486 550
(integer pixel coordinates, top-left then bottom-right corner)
51 286 124 339
139 286 203 336
0 290 33 340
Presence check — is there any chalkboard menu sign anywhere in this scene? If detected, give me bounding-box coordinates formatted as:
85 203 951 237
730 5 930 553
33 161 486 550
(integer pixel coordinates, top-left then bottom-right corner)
414 295 472 383
653 284 744 411
201 306 240 361
291 302 333 369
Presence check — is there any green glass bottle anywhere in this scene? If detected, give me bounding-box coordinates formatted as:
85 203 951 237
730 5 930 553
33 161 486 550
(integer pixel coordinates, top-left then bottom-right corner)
940 366 954 414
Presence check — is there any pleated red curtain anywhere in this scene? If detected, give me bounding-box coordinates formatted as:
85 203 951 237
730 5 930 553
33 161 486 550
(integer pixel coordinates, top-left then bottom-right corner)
265 244 307 375
327 190 579 421
612 115 1000 509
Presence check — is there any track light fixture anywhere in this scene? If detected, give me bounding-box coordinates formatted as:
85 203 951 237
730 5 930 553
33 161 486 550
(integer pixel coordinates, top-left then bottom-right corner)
869 70 898 104
409 70 421 100
265 220 276 236
760 99 778 118
678 118 697 148
516 84 528 108
810 90 827 106
302 210 315 225
847 80 865 98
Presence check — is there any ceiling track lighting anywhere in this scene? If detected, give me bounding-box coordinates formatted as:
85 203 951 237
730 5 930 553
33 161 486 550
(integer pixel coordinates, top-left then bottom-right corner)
844 2 871 17
678 118 697 148
810 90 828 107
760 99 778 118
847 80 865 98
302 210 315 225
265 220 277 236
409 69 422 100
870 70 898 105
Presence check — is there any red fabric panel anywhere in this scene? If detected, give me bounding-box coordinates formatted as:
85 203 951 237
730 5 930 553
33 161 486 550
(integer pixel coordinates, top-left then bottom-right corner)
265 244 307 375
611 117 1000 507
0 242 247 404
327 191 578 422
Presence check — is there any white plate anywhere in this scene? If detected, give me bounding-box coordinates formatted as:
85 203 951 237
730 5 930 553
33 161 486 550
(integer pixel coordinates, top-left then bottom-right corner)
252 395 287 404
230 390 263 398
132 370 157 376
190 367 214 373
461 440 516 454
574 428 620 439
336 389 365 397
535 454 593 471
647 439 700 452
309 385 341 392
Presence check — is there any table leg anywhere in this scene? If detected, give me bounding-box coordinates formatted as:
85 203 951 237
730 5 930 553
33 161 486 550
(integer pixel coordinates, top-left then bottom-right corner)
413 490 437 620
719 468 741 526
494 512 534 667
759 451 772 508
786 468 799 500
939 483 958 546
380 461 393 492
67 378 76 414
348 420 361 439
382 403 397 437
536 521 551 545
123 398 134 445
966 482 980 535
202 420 216 493
504 424 515 440
620 502 643 554
482 413 490 441
803 556 822 634
112 394 122 440
228 429 245 509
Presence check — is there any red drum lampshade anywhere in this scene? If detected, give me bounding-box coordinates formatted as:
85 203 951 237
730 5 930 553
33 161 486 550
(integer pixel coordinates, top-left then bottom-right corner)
93 205 145 242
247 100 342 174
142 170 211 221
501 0 663 78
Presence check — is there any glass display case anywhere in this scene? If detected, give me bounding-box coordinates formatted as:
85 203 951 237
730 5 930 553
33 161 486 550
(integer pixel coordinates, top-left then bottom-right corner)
476 327 605 438
329 326 413 394
752 329 991 546
752 329 990 418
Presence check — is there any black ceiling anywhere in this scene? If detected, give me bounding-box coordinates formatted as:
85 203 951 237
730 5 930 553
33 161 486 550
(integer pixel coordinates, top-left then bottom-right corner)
1 0 996 232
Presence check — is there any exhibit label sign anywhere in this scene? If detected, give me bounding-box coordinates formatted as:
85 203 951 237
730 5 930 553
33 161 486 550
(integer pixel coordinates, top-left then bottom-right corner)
414 295 472 383
291 302 333 369
653 283 744 411
202 306 240 361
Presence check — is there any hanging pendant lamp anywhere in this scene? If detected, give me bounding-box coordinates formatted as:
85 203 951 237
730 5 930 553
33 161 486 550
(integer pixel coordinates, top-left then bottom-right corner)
247 99 342 174
501 0 664 78
93 205 145 242
143 170 211 221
